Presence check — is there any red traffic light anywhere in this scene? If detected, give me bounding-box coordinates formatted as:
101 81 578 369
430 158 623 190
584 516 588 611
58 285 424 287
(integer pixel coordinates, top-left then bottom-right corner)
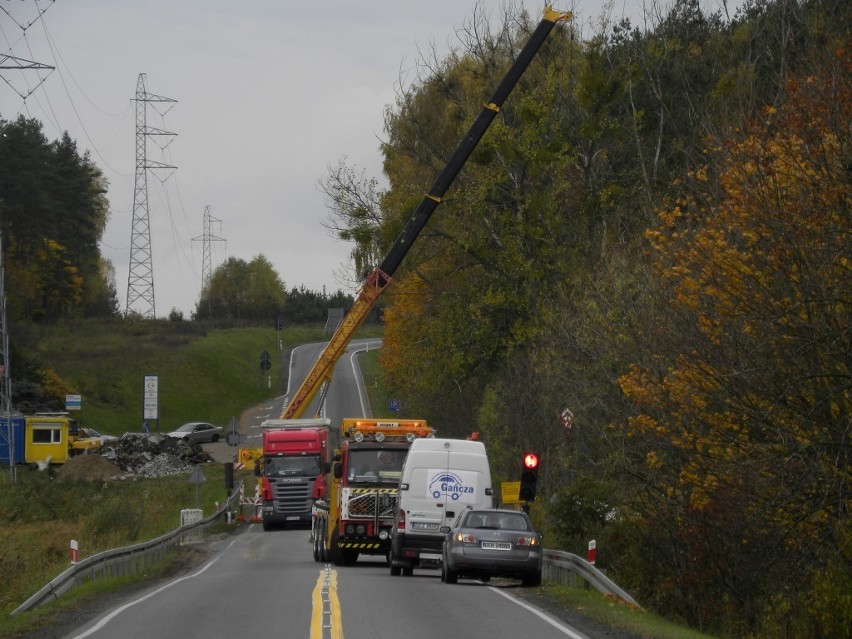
522 452 540 470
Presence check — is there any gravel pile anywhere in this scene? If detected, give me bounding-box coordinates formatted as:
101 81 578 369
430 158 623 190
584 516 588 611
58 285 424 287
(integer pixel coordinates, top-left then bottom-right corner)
100 433 213 478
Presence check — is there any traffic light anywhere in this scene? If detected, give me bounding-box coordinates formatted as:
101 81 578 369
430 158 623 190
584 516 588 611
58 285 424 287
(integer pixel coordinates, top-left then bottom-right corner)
519 452 540 502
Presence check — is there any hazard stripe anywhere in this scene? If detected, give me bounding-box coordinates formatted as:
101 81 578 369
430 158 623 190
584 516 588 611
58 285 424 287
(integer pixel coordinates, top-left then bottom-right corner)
340 543 381 549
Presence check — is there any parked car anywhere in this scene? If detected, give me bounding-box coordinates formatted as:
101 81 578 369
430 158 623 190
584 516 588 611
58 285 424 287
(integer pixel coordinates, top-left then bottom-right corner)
165 422 223 444
78 428 120 447
440 508 542 586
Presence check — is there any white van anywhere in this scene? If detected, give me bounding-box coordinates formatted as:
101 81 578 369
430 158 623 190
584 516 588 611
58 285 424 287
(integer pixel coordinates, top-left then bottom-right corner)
389 438 493 576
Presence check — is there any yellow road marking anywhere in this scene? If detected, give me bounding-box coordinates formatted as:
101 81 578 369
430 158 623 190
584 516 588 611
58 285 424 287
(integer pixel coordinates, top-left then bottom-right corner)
311 565 344 639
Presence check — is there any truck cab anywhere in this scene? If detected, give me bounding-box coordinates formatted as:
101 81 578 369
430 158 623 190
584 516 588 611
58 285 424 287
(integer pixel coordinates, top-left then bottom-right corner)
259 418 333 530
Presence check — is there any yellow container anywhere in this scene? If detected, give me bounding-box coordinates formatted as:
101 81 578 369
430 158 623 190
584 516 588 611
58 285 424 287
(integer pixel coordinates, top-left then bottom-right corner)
25 415 71 464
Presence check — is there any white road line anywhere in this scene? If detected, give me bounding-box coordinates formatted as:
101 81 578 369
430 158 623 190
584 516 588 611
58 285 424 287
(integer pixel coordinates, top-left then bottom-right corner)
489 587 591 639
67 537 242 639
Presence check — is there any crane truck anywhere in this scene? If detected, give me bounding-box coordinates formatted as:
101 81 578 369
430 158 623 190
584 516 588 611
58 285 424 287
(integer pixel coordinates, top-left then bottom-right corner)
312 418 433 565
243 5 569 532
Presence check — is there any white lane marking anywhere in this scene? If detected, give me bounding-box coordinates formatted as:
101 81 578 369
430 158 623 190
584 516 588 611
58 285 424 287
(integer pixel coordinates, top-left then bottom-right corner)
67 537 242 639
488 587 592 639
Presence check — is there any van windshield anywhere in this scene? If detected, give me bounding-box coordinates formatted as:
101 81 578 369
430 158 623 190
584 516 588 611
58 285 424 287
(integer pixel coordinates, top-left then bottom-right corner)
347 449 406 484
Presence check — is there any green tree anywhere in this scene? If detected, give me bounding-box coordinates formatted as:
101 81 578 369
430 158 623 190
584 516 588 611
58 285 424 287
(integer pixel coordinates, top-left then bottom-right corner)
0 115 115 321
194 255 286 321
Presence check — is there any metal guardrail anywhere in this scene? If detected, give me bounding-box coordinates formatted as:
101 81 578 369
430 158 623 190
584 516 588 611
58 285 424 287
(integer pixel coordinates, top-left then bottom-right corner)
11 482 243 617
542 549 640 607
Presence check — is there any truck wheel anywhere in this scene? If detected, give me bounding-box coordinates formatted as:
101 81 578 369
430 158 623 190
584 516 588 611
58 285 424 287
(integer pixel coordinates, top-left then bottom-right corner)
312 528 321 561
329 528 342 566
340 549 359 566
319 521 328 562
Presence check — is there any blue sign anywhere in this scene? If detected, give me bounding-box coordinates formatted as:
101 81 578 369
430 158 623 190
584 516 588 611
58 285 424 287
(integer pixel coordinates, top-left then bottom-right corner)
429 471 475 500
65 394 81 410
389 399 401 412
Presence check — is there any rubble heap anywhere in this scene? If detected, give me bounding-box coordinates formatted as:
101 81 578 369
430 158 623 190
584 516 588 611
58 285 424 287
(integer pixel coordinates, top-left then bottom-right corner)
102 433 214 478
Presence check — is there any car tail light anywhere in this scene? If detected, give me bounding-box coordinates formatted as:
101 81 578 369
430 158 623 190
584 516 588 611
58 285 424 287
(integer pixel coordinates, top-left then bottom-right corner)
516 535 540 546
396 510 406 532
455 533 477 543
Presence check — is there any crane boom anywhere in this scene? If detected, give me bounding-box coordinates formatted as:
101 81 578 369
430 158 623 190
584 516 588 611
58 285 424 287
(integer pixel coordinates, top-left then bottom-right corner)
282 6 570 419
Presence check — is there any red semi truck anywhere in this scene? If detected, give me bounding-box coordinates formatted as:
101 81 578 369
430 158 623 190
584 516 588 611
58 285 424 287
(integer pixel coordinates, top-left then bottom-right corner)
258 418 338 530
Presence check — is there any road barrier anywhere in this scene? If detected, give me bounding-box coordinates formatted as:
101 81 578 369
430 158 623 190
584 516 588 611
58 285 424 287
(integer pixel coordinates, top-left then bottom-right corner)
541 549 640 607
11 482 243 617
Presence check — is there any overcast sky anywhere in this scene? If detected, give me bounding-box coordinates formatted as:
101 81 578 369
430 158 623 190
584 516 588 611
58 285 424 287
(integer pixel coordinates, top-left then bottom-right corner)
1 0 723 318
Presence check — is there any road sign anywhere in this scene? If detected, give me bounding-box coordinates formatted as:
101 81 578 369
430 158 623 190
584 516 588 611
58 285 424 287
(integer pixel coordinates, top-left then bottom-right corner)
501 481 521 504
260 350 271 371
65 394 81 411
143 375 159 420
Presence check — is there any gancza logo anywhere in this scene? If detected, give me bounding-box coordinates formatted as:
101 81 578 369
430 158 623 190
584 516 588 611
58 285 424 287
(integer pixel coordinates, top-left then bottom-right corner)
429 472 474 500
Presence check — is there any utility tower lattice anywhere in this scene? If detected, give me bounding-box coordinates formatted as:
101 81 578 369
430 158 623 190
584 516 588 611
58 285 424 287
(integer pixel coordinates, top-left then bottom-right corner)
125 73 177 319
0 232 15 480
192 206 226 292
0 2 55 103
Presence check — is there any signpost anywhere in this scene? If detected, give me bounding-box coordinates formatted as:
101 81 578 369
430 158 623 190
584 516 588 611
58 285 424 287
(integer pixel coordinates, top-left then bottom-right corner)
143 375 159 426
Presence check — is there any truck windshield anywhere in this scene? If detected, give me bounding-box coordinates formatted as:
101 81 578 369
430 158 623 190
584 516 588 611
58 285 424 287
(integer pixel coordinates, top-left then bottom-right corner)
347 449 406 484
265 455 321 477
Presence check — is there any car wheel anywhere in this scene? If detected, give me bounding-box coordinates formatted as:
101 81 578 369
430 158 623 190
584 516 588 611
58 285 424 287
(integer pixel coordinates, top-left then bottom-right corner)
402 566 413 577
211 434 220 442
522 572 542 587
444 565 458 584
390 565 401 576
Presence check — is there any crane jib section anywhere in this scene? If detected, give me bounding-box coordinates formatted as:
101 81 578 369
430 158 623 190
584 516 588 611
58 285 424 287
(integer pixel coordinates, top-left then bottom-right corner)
282 269 391 419
282 8 570 421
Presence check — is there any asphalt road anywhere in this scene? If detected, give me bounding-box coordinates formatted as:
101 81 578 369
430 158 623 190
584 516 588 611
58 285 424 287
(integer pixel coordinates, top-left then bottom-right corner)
59 524 603 639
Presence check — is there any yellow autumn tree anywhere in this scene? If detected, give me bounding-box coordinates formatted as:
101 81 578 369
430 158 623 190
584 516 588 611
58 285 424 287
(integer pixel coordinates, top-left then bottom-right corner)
619 49 850 634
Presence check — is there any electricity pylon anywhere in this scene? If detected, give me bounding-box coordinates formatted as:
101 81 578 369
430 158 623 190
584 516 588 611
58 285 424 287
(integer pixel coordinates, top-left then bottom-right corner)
192 205 226 293
125 73 177 318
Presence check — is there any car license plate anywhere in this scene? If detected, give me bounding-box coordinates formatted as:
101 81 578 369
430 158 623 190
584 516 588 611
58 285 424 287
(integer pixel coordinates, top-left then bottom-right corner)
286 516 301 521
411 522 439 531
481 541 511 551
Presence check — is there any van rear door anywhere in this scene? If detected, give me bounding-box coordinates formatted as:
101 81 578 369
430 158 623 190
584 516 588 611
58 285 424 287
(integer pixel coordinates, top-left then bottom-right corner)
425 441 482 525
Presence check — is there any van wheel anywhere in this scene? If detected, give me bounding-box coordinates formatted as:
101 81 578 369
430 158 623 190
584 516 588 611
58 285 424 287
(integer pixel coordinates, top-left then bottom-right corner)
444 566 458 584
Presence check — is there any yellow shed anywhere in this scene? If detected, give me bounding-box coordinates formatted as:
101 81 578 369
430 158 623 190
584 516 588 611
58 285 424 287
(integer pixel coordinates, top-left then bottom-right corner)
25 415 71 464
